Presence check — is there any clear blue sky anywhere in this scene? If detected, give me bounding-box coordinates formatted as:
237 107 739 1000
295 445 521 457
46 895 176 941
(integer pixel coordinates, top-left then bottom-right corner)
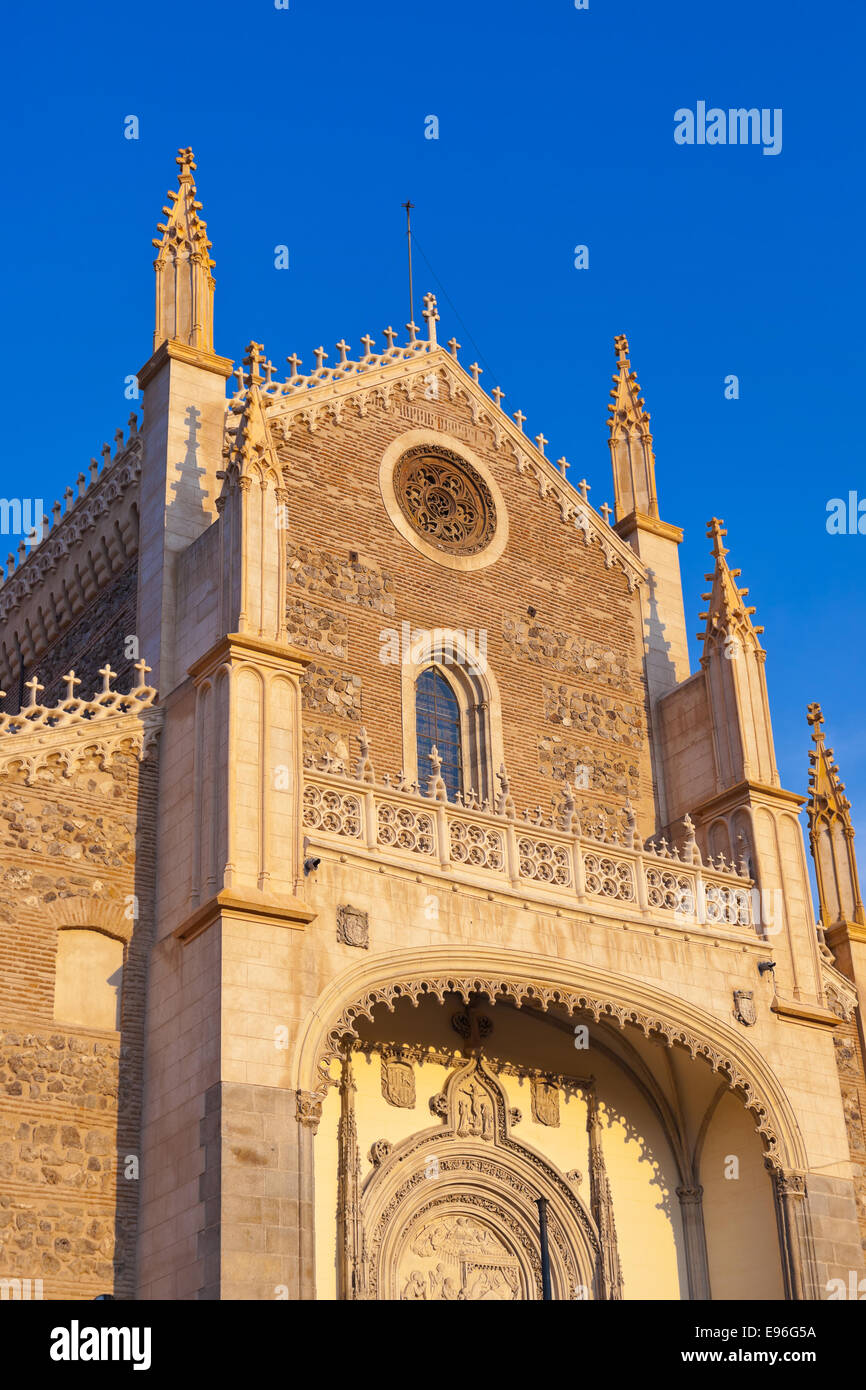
2 0 864 854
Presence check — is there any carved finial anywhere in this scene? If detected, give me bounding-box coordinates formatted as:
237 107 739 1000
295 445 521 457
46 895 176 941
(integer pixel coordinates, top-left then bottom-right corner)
614 334 630 367
128 412 139 436
335 338 350 363
422 292 439 344
176 146 196 176
556 456 568 475
286 351 303 377
355 726 375 784
383 326 397 349
61 671 81 702
313 346 328 370
806 701 824 731
469 362 482 383
577 478 590 501
242 341 265 386
512 409 526 432
491 386 505 408
600 502 612 524
707 516 729 560
24 676 45 707
623 798 639 848
426 745 448 802
360 334 375 358
447 337 460 358
560 782 576 834
496 763 515 820
535 433 548 457
133 659 152 689
98 664 117 694
406 321 420 345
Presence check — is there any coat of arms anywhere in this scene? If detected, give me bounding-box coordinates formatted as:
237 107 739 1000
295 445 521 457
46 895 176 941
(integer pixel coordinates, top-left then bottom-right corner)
733 990 757 1026
337 904 369 949
382 1054 416 1108
530 1076 560 1127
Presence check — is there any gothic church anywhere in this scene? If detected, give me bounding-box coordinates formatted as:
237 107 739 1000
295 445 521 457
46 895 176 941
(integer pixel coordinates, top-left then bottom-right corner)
1 149 865 1301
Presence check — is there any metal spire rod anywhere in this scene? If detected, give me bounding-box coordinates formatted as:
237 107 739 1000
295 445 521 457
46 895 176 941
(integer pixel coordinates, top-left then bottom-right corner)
402 199 415 325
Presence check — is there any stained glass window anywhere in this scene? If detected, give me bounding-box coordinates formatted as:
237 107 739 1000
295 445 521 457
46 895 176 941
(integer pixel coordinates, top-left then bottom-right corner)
416 668 462 801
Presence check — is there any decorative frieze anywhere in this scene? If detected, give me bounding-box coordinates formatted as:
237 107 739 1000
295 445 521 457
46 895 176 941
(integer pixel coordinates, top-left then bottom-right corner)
286 542 396 617
302 725 352 773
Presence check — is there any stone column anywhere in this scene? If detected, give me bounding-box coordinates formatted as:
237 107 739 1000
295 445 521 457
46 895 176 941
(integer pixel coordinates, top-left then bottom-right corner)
767 1164 815 1301
296 1090 322 1300
676 1185 712 1300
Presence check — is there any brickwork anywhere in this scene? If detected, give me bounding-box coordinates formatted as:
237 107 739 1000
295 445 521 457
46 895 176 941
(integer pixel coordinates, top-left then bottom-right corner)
0 731 159 1299
278 392 655 836
0 563 137 717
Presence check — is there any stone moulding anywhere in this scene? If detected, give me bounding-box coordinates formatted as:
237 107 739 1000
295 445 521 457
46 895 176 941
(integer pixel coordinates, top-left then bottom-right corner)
292 947 809 1176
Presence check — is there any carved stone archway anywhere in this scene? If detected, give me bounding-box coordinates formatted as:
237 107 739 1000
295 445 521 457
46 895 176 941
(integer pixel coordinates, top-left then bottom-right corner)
360 1055 603 1301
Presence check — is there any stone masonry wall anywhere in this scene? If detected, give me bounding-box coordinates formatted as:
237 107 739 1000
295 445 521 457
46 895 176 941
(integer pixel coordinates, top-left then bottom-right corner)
0 732 157 1299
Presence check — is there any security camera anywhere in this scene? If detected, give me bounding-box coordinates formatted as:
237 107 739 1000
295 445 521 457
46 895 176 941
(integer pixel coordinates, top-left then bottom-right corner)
304 856 322 876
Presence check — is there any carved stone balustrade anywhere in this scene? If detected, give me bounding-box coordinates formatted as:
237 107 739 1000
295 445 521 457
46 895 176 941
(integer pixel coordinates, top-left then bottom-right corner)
302 763 756 934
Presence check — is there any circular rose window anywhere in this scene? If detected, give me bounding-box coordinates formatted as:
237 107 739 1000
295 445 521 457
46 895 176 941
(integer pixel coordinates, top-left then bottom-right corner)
393 446 496 556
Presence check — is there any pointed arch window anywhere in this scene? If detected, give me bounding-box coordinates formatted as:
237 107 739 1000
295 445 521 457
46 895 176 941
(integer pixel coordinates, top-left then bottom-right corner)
416 668 462 801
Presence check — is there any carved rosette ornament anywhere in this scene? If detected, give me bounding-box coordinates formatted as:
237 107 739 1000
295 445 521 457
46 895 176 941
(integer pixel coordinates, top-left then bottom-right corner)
394 446 496 555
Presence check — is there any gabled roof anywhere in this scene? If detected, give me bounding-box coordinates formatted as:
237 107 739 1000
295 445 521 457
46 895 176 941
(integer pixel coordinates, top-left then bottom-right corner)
222 300 645 592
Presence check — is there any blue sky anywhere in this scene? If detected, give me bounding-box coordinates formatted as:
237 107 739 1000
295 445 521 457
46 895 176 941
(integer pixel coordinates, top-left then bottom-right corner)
2 0 864 853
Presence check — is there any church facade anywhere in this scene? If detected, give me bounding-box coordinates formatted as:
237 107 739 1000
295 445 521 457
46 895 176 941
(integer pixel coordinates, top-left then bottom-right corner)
0 149 865 1301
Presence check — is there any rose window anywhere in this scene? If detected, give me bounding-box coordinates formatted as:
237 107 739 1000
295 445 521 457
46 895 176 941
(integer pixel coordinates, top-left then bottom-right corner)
394 447 496 555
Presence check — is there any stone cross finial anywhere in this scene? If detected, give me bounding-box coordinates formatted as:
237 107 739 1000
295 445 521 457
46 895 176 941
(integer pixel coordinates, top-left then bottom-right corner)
98 664 117 693
77 472 87 498
335 339 350 363
806 701 824 729
600 502 612 524
447 337 460 358
360 334 375 357
512 410 526 431
62 671 81 702
406 321 420 344
313 346 328 370
24 676 44 707
176 146 196 175
556 456 568 475
422 292 439 344
469 362 482 383
133 659 152 687
243 341 265 385
89 458 99 484
383 326 397 349
614 333 630 366
52 500 62 524
577 479 590 500
64 486 75 512
535 433 548 456
286 352 303 376
491 386 505 408
707 516 729 559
